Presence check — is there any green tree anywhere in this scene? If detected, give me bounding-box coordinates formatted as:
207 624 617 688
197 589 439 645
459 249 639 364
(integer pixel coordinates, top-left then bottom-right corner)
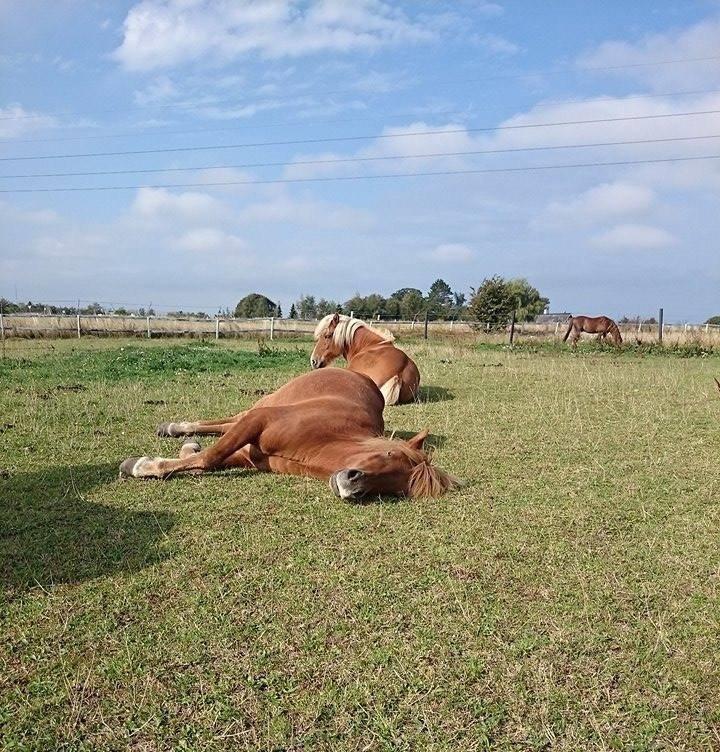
390 287 423 301
426 278 454 319
468 276 515 327
399 290 425 319
706 315 720 324
316 298 340 317
506 278 549 321
297 295 317 319
235 293 277 318
289 303 297 319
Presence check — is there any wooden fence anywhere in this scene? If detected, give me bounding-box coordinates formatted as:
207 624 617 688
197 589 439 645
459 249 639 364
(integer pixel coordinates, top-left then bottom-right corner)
1 313 719 345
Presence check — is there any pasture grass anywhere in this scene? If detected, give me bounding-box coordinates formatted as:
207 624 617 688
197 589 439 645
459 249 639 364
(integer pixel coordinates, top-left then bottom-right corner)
1 338 719 750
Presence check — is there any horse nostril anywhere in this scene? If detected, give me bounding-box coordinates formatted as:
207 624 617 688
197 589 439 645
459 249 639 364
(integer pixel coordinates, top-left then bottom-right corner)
346 468 364 481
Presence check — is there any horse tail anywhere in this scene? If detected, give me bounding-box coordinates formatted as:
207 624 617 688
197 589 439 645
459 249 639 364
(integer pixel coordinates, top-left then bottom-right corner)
609 320 622 344
562 316 574 342
380 375 402 406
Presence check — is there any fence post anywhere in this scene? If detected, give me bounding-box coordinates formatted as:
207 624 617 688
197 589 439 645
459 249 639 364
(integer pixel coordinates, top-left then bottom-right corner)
554 321 560 337
423 310 429 340
270 316 275 340
76 313 81 339
0 311 4 343
658 308 664 344
509 310 516 347
350 310 354 318
706 323 709 333
146 316 151 339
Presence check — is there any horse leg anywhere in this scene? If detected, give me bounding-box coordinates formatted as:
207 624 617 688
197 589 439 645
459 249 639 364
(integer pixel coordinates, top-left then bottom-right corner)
570 328 581 347
121 409 269 479
157 411 248 437
380 375 402 406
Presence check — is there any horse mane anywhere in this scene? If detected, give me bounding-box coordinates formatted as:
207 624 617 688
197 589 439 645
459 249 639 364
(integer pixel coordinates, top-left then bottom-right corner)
360 437 460 498
314 314 395 348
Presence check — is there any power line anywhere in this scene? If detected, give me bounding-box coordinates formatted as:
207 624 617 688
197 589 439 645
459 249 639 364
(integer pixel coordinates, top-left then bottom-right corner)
1 153 718 194
3 133 720 180
2 108 720 163
2 53 720 124
4 86 720 146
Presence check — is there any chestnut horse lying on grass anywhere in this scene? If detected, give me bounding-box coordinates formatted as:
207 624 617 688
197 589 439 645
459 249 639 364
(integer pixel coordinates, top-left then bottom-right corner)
563 315 623 346
311 313 420 405
120 368 459 500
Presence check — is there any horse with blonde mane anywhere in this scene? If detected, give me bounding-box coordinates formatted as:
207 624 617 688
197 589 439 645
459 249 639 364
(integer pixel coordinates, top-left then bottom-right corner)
120 368 459 500
311 313 420 405
563 315 623 346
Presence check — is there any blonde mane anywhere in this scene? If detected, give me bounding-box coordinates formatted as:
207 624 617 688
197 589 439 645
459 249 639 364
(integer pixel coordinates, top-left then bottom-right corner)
360 436 460 498
314 314 395 349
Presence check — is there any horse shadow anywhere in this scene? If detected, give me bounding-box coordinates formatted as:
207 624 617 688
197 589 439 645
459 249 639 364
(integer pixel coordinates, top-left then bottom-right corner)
0 463 175 595
416 385 454 403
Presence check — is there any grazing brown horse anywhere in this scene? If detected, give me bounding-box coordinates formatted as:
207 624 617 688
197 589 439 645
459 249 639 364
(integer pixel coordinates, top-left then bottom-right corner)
311 313 420 405
120 368 459 499
563 315 622 346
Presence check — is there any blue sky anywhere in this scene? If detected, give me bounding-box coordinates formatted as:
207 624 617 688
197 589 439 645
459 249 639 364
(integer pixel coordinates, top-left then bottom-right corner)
1 0 719 320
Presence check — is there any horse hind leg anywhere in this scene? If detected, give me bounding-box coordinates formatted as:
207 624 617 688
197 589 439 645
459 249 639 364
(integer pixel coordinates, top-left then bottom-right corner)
157 410 248 438
379 375 402 406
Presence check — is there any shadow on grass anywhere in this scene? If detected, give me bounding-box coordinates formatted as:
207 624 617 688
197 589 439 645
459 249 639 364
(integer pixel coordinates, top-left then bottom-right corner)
417 385 454 403
0 463 175 594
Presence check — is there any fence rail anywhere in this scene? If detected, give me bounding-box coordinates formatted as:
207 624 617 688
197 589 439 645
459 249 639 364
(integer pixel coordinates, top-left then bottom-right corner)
0 313 718 344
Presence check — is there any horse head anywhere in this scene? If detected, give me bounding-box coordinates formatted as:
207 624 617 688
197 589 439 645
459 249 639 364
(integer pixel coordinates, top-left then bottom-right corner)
329 429 461 500
311 312 343 369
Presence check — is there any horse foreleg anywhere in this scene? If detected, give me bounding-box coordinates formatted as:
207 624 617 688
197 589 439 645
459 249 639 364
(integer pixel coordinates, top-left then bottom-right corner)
157 410 248 437
121 409 269 479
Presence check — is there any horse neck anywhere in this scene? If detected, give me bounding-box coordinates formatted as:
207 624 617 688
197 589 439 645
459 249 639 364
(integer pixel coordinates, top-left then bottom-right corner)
345 325 388 361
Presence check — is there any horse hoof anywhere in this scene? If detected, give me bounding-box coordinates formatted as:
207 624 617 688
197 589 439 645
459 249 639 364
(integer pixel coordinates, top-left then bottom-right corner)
156 423 175 437
179 441 201 459
119 456 150 479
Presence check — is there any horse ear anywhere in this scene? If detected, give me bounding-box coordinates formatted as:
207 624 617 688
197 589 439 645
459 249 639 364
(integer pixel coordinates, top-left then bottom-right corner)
327 312 341 332
406 428 429 450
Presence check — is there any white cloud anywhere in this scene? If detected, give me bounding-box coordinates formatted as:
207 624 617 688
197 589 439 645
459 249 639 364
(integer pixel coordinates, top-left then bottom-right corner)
543 182 655 227
0 104 57 139
470 32 519 55
578 17 720 91
238 192 373 230
131 187 228 222
591 223 676 250
114 0 435 71
428 243 475 262
176 227 248 253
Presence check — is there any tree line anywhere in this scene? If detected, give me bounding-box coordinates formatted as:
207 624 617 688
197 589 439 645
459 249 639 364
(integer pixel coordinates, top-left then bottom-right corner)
235 277 549 325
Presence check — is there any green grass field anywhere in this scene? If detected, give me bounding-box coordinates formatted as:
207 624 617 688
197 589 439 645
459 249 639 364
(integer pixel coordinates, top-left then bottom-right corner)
1 339 719 750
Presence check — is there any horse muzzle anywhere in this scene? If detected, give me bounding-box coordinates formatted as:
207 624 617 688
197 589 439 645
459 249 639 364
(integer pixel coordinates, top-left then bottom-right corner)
330 468 366 500
310 357 325 369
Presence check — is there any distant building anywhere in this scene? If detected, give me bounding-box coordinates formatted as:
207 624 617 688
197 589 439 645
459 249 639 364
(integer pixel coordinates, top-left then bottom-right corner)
534 312 572 323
